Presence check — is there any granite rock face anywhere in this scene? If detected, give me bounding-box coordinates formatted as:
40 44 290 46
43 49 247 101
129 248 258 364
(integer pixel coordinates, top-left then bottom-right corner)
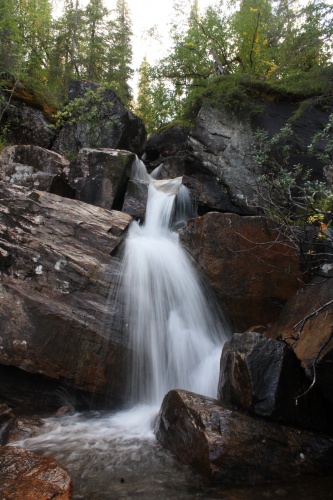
0 182 132 404
155 389 333 484
179 212 305 331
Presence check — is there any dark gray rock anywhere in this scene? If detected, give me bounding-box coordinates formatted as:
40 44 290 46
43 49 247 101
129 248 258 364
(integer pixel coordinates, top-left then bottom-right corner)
155 389 333 484
1 101 56 149
69 148 136 211
218 332 329 432
122 179 149 219
53 80 146 158
185 105 257 214
144 125 190 163
183 102 332 215
158 156 185 179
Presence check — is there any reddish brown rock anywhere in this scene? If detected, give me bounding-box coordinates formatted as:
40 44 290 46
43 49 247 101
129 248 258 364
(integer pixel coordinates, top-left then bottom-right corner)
155 389 333 484
0 182 132 404
179 212 305 331
0 445 72 499
267 272 333 405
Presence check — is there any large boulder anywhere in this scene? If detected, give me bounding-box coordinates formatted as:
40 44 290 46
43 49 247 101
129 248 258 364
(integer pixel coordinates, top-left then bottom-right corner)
179 212 305 331
155 389 333 484
53 81 146 158
0 445 72 499
0 182 132 405
69 148 135 211
0 145 74 197
267 271 333 406
218 332 329 431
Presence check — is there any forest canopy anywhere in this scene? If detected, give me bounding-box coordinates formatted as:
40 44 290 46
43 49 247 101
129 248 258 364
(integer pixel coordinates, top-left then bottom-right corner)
0 0 332 132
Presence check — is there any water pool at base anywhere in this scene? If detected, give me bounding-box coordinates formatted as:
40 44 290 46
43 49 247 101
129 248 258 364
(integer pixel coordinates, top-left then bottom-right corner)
14 405 333 500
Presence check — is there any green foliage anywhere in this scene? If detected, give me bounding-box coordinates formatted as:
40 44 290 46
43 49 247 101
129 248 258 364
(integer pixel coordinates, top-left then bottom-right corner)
184 74 264 120
135 56 177 134
143 0 333 129
106 0 133 106
252 122 333 271
53 87 117 128
155 120 193 135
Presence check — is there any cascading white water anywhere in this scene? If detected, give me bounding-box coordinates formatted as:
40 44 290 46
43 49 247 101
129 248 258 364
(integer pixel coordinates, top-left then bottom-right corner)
10 157 231 499
124 161 229 405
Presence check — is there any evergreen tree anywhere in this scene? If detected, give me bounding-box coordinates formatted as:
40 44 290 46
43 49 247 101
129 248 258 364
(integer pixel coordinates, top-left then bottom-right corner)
48 0 83 96
0 0 22 74
106 0 133 105
82 0 109 81
136 56 172 134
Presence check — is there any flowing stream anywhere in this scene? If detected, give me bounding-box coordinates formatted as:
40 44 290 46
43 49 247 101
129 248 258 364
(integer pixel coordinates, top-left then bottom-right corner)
13 158 233 498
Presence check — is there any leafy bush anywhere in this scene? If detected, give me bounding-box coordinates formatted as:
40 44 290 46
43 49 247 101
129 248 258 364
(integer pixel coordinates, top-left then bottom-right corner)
253 121 333 274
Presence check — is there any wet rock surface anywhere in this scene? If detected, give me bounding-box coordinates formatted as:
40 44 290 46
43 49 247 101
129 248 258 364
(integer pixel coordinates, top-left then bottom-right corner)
122 179 149 219
0 182 132 403
155 389 333 484
218 332 329 431
2 416 45 444
179 212 305 331
0 445 72 499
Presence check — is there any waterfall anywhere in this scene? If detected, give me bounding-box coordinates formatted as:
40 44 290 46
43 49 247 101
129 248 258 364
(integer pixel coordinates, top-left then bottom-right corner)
123 159 230 405
10 157 231 499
